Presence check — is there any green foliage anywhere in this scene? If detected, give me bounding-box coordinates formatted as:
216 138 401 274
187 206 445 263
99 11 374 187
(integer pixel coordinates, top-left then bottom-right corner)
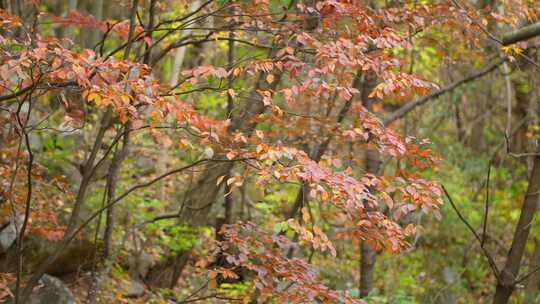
159 225 200 253
218 282 250 298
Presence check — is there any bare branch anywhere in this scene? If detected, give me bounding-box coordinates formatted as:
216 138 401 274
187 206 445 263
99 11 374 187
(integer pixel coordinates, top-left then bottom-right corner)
384 58 505 126
502 22 540 46
441 185 502 282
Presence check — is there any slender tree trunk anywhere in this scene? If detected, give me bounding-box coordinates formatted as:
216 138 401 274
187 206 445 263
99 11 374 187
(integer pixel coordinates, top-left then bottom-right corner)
64 0 78 41
168 0 200 86
90 0 104 48
85 0 140 300
100 0 138 275
455 98 465 142
524 238 540 304
222 23 236 227
156 0 201 203
103 129 130 258
359 237 377 297
493 152 540 304
86 127 131 304
64 108 112 237
511 75 530 153
359 73 381 298
359 148 381 297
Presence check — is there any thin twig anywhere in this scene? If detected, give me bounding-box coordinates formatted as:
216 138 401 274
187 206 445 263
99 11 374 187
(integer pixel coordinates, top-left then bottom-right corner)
481 162 491 247
442 185 502 282
515 265 540 285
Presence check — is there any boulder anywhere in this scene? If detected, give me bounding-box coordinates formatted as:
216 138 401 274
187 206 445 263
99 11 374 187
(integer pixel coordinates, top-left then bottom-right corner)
442 267 459 285
124 279 145 298
0 221 18 253
0 235 97 276
29 274 76 304
128 251 154 279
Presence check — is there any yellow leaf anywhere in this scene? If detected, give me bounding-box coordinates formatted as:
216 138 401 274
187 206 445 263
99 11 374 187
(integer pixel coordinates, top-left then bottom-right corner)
226 176 236 186
216 175 226 186
321 191 329 201
266 74 274 84
87 92 102 105
301 207 310 223
120 95 130 105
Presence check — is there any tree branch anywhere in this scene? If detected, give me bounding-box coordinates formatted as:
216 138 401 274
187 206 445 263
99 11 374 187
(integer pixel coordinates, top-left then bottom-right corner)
502 22 540 46
383 57 505 126
442 185 502 282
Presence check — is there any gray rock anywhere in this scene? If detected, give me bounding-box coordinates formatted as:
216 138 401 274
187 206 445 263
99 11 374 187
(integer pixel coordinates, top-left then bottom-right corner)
29 274 76 304
128 251 154 279
442 267 459 285
436 292 457 304
0 218 21 253
125 280 145 298
134 156 156 174
28 132 43 151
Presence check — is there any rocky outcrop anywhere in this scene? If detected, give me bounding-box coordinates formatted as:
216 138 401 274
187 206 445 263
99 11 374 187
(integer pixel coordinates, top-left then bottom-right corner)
0 234 97 276
29 274 76 304
0 220 18 253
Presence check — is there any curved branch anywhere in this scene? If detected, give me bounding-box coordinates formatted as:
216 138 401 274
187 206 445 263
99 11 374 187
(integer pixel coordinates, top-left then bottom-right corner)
502 22 540 46
383 57 505 126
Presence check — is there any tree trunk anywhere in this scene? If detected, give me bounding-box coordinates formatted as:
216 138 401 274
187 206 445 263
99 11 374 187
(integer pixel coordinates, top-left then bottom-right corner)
524 238 540 304
64 109 112 237
359 148 381 297
493 153 540 304
455 98 465 142
359 73 381 297
359 238 377 297
86 126 130 304
90 0 104 48
145 161 234 288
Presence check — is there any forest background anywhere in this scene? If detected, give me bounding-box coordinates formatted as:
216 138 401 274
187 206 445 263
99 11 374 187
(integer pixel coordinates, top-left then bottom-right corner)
0 0 539 303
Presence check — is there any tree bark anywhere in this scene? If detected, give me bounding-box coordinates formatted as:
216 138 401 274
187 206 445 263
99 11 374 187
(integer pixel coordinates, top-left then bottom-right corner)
86 126 130 304
359 237 377 297
524 238 540 304
155 0 202 204
359 148 381 297
493 152 540 304
359 73 381 298
502 22 540 46
90 0 104 48
64 108 112 237
455 100 465 142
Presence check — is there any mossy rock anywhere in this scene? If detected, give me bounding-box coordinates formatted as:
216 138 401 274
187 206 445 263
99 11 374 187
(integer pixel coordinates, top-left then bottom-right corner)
0 234 101 276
